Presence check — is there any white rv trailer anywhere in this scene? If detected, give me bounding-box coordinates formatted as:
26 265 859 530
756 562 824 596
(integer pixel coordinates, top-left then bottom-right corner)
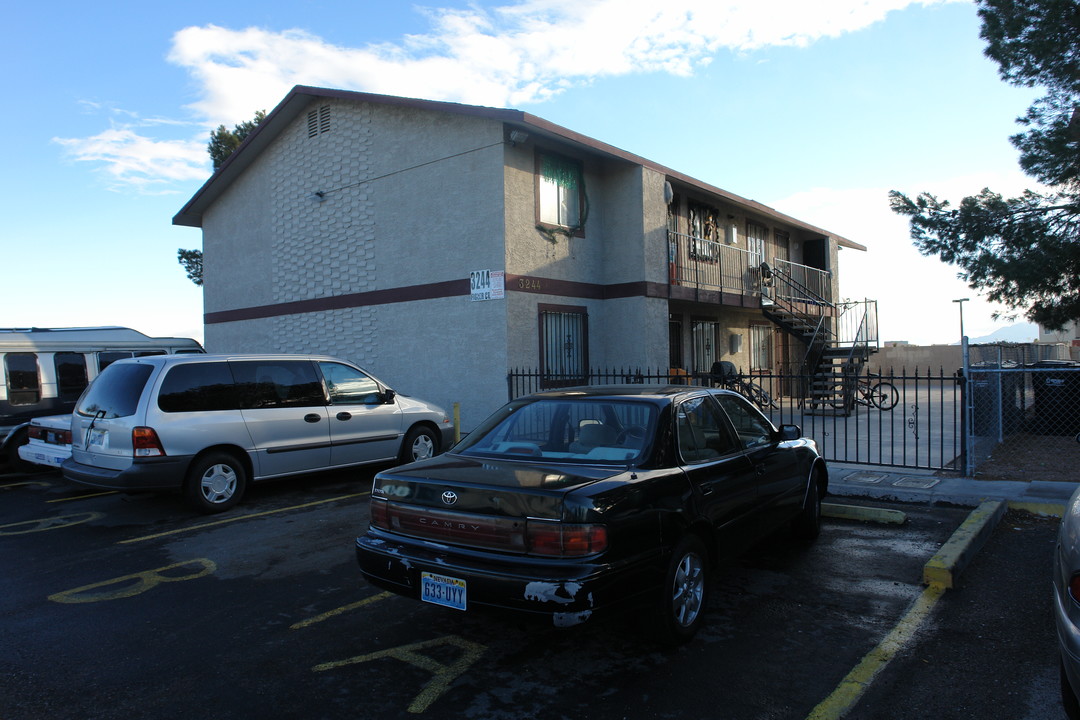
0 327 202 471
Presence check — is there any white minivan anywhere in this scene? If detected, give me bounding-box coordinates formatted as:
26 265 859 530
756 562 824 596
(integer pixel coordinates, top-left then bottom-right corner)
63 354 454 513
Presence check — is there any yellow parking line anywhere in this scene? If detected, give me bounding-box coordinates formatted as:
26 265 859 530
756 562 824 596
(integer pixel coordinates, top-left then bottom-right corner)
807 582 946 720
290 591 393 630
118 492 370 544
48 491 119 503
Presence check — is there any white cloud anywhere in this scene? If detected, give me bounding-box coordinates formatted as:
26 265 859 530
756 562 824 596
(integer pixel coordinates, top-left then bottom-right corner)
772 169 1044 345
168 0 965 125
53 126 207 193
62 0 965 190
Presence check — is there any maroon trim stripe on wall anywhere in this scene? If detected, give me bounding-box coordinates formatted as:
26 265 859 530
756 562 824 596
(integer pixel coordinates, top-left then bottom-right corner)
203 275 669 324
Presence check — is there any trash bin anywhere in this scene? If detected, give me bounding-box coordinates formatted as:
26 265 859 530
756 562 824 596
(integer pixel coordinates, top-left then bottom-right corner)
969 361 1023 436
1029 360 1080 434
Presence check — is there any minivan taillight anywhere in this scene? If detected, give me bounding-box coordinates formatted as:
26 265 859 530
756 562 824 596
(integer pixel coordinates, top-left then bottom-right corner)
132 427 166 457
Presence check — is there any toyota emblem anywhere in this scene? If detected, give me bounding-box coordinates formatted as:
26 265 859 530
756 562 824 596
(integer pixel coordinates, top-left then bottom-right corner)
441 491 458 506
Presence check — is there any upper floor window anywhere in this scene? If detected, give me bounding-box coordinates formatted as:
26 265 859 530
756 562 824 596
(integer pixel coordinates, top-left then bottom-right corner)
747 221 768 265
536 152 584 232
688 202 721 261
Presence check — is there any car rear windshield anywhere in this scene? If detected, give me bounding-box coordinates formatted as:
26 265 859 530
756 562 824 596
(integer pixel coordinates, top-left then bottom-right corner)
75 362 154 419
456 397 657 464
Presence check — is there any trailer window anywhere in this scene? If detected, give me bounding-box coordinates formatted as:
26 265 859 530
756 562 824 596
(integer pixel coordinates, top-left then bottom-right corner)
55 352 89 402
5 353 41 406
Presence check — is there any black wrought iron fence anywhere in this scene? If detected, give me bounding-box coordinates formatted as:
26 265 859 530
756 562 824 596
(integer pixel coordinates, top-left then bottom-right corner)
506 366 964 471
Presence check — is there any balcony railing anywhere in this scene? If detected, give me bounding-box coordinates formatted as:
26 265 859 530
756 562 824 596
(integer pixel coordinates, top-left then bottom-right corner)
772 258 832 306
668 231 832 305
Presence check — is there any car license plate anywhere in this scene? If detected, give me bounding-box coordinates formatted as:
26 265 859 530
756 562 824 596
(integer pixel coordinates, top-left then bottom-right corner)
88 428 107 448
420 572 467 611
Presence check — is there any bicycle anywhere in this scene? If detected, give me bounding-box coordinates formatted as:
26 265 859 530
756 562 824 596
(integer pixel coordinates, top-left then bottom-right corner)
706 361 778 410
827 373 898 411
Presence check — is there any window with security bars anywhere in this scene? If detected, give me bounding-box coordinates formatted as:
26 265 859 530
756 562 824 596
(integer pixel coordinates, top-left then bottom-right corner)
539 305 588 386
307 106 331 138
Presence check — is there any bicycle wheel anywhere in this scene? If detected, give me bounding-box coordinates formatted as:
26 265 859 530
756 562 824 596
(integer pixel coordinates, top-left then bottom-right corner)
869 382 899 411
747 383 777 410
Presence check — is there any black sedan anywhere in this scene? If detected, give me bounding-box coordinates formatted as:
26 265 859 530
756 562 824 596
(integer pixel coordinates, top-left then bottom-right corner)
356 385 827 643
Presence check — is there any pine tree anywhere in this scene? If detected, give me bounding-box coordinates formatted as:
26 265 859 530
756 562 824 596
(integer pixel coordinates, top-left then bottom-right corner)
890 0 1080 330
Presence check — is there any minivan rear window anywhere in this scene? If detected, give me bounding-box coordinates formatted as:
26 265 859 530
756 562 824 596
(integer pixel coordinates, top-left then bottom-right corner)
158 363 239 413
76 363 154 419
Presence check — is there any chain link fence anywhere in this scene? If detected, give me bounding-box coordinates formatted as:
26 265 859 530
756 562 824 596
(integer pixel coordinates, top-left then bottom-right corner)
966 345 1080 477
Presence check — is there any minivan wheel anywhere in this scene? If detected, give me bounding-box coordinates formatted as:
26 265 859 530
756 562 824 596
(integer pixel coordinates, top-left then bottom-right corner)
400 427 437 464
185 452 247 514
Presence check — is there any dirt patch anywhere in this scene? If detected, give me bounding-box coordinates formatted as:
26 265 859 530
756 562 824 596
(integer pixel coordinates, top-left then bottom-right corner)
973 432 1080 483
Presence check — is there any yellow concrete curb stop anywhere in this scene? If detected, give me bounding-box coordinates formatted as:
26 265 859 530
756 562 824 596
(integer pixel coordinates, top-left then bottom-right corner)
922 500 1006 589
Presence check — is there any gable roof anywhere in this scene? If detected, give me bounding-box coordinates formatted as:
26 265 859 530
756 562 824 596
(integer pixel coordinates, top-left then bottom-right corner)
173 85 865 251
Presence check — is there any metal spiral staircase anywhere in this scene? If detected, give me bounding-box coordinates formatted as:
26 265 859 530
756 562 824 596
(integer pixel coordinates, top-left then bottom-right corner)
760 264 879 414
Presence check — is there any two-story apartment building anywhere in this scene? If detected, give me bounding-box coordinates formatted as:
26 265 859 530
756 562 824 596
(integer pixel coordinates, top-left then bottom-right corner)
174 86 872 427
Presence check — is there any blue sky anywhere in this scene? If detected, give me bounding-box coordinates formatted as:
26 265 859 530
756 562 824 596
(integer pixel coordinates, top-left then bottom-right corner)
3 0 1041 347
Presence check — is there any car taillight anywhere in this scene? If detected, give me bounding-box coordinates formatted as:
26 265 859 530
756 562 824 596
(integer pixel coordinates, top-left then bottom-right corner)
28 426 43 440
526 521 607 557
132 427 166 457
1069 573 1080 603
58 429 72 445
369 498 389 530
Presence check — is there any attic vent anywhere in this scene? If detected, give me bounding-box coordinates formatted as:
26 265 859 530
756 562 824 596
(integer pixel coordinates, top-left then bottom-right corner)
307 106 331 138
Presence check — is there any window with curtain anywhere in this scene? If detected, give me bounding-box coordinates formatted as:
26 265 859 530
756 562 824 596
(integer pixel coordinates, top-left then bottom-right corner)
539 305 589 386
747 221 768 265
691 320 721 373
537 152 583 230
750 325 774 373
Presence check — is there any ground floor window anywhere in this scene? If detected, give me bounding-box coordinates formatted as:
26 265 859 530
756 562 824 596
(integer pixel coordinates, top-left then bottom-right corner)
750 324 774 373
669 319 684 369
691 320 721 373
539 304 588 386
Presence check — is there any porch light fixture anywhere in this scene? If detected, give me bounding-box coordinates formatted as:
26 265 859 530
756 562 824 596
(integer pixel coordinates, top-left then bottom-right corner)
509 130 529 146
729 334 743 354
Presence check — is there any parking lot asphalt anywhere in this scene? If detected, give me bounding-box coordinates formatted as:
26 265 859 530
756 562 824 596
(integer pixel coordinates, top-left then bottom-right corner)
0 464 1071 720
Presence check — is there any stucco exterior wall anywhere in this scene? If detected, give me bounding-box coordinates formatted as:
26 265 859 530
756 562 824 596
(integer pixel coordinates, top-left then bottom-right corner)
202 98 510 429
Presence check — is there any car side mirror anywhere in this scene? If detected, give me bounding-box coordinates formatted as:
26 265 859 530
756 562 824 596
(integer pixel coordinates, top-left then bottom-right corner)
778 424 801 441
382 389 396 404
